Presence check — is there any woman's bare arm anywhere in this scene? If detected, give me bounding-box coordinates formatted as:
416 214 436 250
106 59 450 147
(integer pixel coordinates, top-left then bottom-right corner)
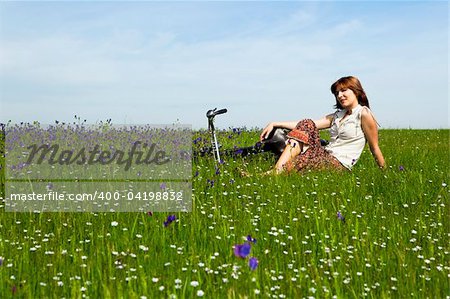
361 108 385 168
260 121 298 141
260 114 334 141
313 114 334 130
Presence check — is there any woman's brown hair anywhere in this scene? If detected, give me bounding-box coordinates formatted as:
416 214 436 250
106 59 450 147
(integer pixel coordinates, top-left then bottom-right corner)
330 76 370 109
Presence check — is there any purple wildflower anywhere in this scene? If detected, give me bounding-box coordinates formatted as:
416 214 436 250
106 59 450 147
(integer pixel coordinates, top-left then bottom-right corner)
147 211 153 217
160 182 167 190
248 257 259 270
337 211 346 223
234 148 244 155
207 179 214 188
215 167 221 175
164 215 176 227
399 165 405 171
12 285 17 295
246 235 257 244
180 150 191 160
233 243 251 259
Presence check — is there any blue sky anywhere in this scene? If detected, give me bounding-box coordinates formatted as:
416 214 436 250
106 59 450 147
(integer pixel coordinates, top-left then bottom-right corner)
0 1 448 129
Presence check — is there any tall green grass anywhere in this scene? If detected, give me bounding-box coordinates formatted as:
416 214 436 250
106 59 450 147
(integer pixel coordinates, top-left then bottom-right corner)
0 128 448 298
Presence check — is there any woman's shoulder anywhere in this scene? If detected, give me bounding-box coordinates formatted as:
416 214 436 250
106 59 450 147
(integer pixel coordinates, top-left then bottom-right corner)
328 109 343 123
332 109 345 117
360 105 371 116
360 106 380 126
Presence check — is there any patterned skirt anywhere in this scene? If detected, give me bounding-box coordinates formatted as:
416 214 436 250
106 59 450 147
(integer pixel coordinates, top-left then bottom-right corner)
283 119 345 172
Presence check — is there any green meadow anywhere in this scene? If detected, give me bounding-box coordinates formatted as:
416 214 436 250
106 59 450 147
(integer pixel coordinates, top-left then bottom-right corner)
0 128 448 298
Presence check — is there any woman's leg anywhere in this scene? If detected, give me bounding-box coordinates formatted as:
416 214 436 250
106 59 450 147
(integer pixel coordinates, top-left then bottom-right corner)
274 139 303 173
272 119 319 174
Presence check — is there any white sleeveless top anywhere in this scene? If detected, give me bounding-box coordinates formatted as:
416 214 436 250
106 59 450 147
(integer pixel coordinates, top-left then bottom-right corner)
325 105 371 169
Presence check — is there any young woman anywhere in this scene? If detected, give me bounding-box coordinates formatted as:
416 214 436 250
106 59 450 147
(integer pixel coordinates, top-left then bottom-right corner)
260 76 385 174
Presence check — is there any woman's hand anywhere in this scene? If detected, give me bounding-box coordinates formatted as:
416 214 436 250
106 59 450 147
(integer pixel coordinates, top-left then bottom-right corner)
260 123 275 141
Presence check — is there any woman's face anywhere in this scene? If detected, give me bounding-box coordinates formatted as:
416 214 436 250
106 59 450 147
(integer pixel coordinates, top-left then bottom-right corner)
336 87 358 110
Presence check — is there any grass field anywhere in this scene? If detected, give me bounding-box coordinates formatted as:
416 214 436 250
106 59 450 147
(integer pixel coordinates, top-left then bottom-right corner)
0 127 449 298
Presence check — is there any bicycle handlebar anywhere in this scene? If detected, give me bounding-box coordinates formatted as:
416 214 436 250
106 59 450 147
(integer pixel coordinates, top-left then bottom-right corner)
206 108 228 118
